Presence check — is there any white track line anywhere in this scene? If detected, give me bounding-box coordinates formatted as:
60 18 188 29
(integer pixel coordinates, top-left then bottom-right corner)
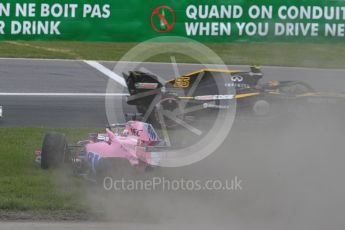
0 93 128 97
83 60 127 87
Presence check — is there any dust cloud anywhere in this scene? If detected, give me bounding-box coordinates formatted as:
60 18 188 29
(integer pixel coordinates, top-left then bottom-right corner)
71 100 345 230
50 68 345 229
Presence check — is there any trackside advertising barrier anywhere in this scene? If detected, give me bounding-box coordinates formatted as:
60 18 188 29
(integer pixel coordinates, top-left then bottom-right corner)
0 0 344 42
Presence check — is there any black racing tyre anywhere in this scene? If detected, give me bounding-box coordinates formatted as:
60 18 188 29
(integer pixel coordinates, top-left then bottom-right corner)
154 96 184 128
41 132 68 169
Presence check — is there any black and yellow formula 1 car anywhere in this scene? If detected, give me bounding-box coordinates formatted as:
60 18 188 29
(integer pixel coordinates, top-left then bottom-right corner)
123 66 345 126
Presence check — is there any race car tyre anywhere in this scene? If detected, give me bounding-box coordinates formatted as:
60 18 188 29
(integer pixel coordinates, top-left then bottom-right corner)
154 96 184 128
41 132 68 169
253 100 270 116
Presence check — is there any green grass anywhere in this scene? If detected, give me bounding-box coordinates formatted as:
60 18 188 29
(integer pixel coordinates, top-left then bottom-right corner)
1 41 345 68
0 127 98 211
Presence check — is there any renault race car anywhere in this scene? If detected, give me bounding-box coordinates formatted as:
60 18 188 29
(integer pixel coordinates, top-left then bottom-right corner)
123 66 345 125
35 120 163 181
123 66 263 127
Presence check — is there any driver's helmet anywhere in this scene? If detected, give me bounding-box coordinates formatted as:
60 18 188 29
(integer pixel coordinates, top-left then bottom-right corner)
122 129 129 136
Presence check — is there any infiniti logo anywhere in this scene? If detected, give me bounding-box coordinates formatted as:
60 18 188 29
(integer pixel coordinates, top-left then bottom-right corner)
231 75 244 82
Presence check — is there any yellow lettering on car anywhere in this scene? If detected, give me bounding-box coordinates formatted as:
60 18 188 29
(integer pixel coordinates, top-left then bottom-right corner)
173 76 190 88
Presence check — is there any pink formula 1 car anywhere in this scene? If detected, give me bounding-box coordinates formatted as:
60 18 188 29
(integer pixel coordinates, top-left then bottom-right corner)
35 121 163 181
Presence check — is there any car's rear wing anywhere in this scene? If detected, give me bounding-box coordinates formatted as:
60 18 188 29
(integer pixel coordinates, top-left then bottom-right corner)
123 71 163 96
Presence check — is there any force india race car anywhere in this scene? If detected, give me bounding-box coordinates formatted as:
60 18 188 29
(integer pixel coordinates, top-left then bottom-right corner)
35 120 162 181
123 66 345 124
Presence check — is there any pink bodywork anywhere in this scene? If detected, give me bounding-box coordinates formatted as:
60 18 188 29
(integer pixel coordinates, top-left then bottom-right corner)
85 121 161 166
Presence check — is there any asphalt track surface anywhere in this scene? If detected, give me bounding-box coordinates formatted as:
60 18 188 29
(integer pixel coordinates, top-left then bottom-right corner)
1 59 345 230
1 58 345 127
